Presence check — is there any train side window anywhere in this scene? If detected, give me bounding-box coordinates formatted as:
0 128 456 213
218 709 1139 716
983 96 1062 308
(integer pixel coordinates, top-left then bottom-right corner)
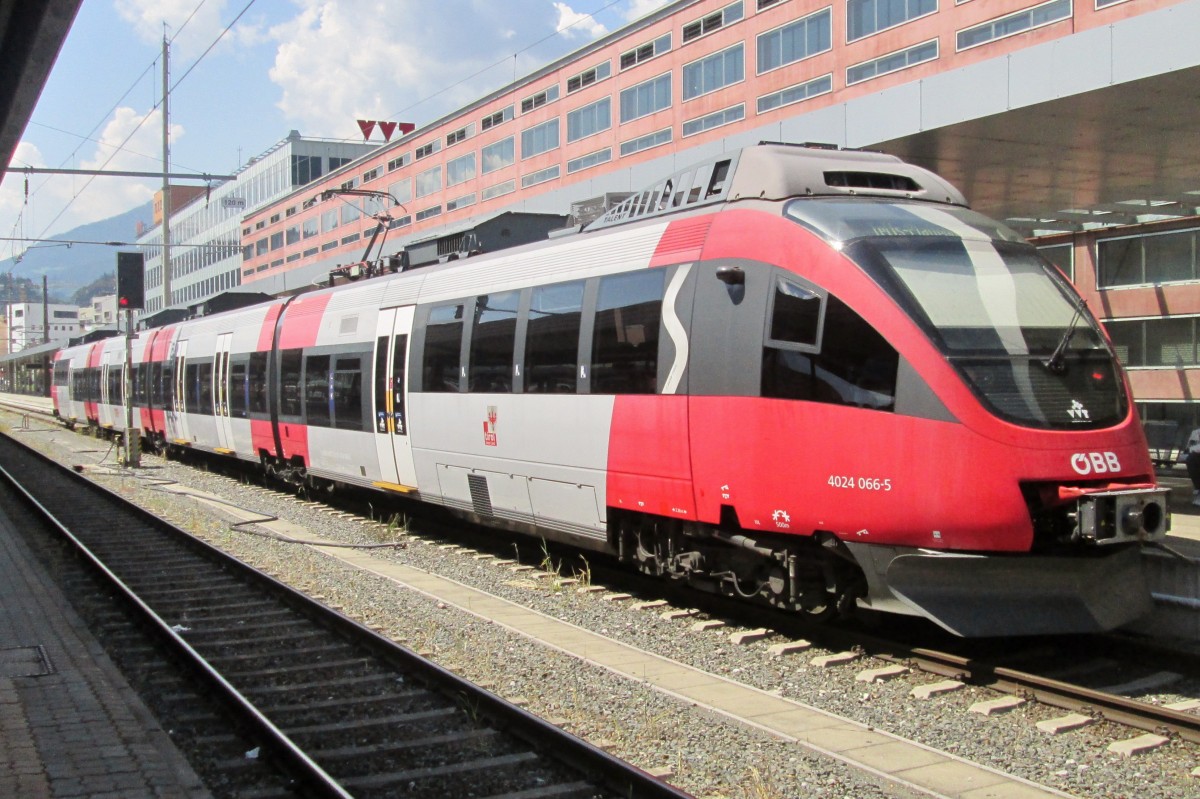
374 336 389 433
525 281 585 394
469 290 520 393
762 293 898 411
197 362 214 415
591 270 665 394
422 304 465 392
279 349 303 417
332 355 365 431
305 354 332 427
161 361 174 409
229 360 249 418
248 352 269 415
185 363 201 413
107 365 122 405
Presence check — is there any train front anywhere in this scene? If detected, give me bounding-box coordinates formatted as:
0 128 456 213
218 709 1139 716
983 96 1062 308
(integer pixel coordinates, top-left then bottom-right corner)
789 199 1170 637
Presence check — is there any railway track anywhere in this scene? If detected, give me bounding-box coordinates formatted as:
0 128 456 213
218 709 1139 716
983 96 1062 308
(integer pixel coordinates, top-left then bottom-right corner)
0 429 692 799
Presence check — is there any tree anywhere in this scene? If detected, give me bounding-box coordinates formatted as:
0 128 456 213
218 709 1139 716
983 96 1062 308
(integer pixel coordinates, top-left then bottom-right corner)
71 272 117 306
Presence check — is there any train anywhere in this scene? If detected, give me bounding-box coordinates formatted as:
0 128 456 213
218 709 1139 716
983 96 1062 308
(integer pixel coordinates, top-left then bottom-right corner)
51 143 1170 637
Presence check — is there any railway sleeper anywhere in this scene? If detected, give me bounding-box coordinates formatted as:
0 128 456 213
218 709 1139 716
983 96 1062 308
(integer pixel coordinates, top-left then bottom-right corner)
612 510 866 621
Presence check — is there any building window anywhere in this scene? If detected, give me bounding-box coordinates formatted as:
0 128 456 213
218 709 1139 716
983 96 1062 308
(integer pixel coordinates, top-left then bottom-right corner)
757 0 786 10
848 0 935 42
567 61 611 93
388 177 413 204
415 140 441 160
415 166 442 198
446 123 474 146
446 153 476 187
846 39 938 85
757 9 832 73
619 127 672 157
1098 228 1200 288
682 103 745 137
520 84 560 114
1037 242 1074 283
567 97 612 142
362 167 379 182
1106 316 1200 369
757 74 832 113
682 1 744 44
620 72 672 123
416 205 442 222
446 193 476 212
285 226 301 245
521 118 560 159
957 0 1072 51
481 105 514 130
482 180 517 201
620 33 671 70
341 203 361 225
481 137 516 174
567 148 612 174
521 165 561 188
683 43 744 101
387 153 410 171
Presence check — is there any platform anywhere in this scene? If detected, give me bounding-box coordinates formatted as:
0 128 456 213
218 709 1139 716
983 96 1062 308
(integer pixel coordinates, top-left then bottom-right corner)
0 486 210 797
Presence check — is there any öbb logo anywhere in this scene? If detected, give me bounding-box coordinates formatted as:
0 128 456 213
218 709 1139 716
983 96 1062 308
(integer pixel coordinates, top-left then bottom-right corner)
1070 452 1121 476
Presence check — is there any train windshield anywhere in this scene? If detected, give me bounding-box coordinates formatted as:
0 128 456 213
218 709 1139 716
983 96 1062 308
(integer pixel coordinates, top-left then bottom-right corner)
786 199 1126 430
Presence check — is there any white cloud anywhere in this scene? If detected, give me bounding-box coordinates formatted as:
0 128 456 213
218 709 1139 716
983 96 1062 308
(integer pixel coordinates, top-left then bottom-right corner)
115 0 264 58
553 3 607 39
266 1 572 139
623 0 672 21
1 108 181 242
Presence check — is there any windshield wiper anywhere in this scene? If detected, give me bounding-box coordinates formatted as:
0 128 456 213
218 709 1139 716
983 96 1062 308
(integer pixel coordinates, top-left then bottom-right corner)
1044 299 1087 374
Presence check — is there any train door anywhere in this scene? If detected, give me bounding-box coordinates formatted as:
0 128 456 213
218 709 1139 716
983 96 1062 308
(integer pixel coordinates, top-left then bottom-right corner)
213 333 234 453
169 339 190 444
372 307 418 492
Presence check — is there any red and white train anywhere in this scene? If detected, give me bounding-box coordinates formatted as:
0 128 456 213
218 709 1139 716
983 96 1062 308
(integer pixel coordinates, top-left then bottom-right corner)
52 144 1170 637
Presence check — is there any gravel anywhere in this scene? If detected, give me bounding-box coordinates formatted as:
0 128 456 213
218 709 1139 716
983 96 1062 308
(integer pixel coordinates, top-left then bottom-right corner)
8 418 1200 799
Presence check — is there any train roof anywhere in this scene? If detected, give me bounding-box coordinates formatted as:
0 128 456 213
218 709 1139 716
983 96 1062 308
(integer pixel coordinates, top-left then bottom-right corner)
584 142 968 233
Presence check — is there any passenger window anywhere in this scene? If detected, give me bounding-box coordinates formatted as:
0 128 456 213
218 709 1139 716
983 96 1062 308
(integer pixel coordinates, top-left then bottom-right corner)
248 352 269 415
422 304 464 392
332 355 364 431
305 354 331 427
762 294 898 411
591 270 665 394
279 349 303 417
197 362 213 415
525 281 584 394
185 363 200 413
469 290 520 393
229 361 248 418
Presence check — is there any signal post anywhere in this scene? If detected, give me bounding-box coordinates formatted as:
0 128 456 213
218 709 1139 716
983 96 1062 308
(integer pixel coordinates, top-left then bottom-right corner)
116 252 145 467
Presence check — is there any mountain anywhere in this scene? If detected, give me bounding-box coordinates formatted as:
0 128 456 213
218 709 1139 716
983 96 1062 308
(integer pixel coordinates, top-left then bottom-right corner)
0 202 154 303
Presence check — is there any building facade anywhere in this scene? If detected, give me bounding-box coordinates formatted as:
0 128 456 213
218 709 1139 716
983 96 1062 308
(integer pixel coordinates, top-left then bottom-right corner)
138 131 377 313
137 0 1200 426
4 302 81 352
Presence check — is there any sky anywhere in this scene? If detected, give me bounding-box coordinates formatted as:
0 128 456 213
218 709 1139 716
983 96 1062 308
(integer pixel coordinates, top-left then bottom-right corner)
1 0 672 263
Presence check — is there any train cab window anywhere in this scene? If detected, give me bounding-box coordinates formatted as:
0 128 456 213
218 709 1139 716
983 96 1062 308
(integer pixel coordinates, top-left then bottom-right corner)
229 360 249 418
469 290 520 393
305 354 332 427
332 355 365 430
591 270 665 394
525 281 584 394
279 349 303 417
762 293 898 411
768 275 822 348
422 304 465 392
248 352 269 415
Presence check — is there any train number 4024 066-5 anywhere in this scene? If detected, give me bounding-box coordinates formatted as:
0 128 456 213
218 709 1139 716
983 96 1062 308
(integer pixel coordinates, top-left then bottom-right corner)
827 475 892 491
